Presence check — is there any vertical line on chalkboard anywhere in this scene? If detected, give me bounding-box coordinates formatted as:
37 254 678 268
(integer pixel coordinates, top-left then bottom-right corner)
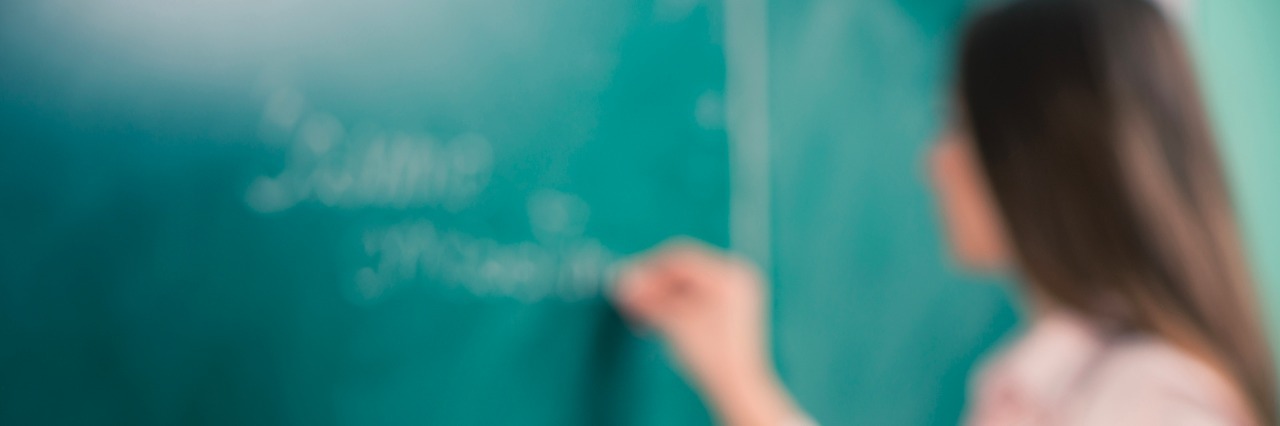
725 0 772 272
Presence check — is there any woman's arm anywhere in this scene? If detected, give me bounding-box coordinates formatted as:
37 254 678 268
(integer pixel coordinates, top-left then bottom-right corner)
613 240 813 426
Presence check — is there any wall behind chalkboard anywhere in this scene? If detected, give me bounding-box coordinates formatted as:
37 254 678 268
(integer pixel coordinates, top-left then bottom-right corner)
1192 0 1280 366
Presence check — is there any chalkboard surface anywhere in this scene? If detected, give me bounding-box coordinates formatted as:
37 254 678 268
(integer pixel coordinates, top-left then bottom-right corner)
28 1 1280 425
766 1 1016 424
0 1 727 424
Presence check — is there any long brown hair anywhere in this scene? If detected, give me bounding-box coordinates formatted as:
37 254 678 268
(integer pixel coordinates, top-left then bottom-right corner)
957 0 1276 422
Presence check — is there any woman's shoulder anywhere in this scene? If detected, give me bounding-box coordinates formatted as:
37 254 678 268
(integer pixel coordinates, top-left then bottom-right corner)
1063 336 1255 425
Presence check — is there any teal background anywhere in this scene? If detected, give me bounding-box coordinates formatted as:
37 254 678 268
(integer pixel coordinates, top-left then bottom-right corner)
1 0 1277 425
1192 0 1280 365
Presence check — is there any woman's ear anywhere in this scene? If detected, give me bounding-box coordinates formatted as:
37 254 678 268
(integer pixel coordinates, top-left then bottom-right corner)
928 132 1010 272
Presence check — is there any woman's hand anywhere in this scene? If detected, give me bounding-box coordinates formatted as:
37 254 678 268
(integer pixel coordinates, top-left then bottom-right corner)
613 239 810 426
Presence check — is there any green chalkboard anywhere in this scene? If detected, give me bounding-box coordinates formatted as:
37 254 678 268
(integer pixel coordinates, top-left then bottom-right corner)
17 1 1276 425
0 0 727 424
766 1 1017 424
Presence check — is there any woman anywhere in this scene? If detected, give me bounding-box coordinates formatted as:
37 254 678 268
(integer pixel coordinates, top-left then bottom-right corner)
613 0 1277 424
